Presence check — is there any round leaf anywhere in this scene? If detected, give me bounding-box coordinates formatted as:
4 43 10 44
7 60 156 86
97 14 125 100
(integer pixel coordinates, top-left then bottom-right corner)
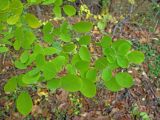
73 21 93 33
80 79 96 98
61 74 82 92
101 36 112 48
20 51 29 64
4 77 17 93
102 68 112 81
86 69 97 82
95 57 108 70
105 77 121 92
117 56 129 68
63 5 76 16
63 43 75 52
79 46 91 62
47 79 61 90
79 35 91 45
128 51 145 64
115 72 134 88
16 92 33 115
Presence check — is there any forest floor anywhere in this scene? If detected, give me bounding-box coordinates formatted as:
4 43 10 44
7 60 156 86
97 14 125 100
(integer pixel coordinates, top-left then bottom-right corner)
0 1 160 120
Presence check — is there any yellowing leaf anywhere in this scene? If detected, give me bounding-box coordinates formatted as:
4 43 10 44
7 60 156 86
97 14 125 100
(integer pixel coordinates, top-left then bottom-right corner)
25 13 41 28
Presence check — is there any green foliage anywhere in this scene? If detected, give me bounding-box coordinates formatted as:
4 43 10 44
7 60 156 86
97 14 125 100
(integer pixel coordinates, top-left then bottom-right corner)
73 21 93 33
1 0 145 116
16 92 33 115
0 46 8 53
4 77 17 93
131 104 150 120
63 5 76 16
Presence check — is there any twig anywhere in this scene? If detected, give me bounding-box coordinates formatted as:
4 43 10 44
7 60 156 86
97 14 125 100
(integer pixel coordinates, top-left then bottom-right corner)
112 5 134 37
36 5 42 19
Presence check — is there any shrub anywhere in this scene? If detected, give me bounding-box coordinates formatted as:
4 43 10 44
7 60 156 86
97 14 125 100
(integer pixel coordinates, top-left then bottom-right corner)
0 0 144 115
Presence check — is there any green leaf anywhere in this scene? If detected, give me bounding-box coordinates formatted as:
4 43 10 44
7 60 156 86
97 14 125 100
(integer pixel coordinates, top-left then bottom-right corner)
43 22 54 43
16 92 33 115
117 41 131 55
79 35 91 45
79 46 91 62
47 78 61 90
25 13 41 28
80 79 96 98
54 0 63 6
71 54 81 65
14 60 27 69
63 5 76 16
97 21 106 31
63 43 75 52
102 68 112 81
115 72 133 88
104 47 116 63
101 36 112 48
4 77 17 93
9 0 23 16
0 0 9 10
20 51 29 64
75 60 89 75
0 46 8 53
7 15 20 25
104 77 121 92
60 21 71 42
66 64 76 74
42 0 56 5
43 47 57 55
112 39 131 51
14 27 36 50
95 57 108 70
61 74 82 92
22 68 40 84
27 0 41 4
41 62 57 80
53 6 61 18
86 69 97 82
35 54 46 69
127 51 145 64
73 21 93 33
117 56 129 68
51 56 66 72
